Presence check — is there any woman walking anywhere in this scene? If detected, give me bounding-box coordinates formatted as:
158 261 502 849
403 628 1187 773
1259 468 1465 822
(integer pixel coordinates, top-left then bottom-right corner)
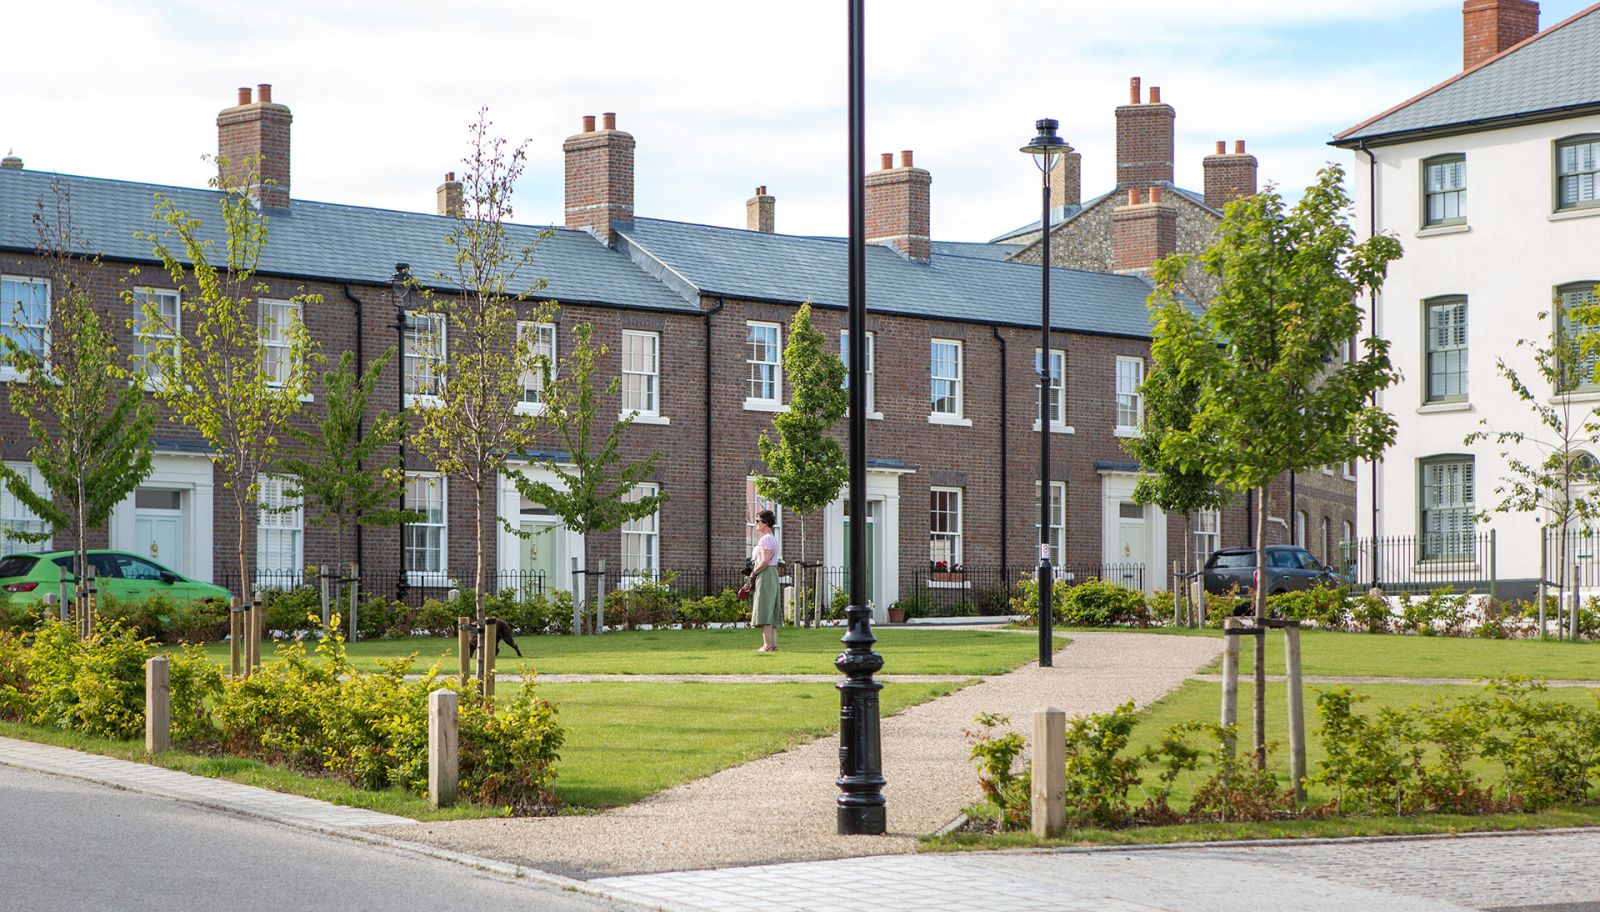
749 509 782 652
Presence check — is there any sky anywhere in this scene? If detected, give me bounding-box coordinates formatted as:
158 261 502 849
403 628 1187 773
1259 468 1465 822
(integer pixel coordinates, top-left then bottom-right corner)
3 0 1594 242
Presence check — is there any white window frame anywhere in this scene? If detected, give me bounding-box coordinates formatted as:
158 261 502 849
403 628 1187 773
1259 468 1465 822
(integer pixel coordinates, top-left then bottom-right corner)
0 275 50 380
404 472 448 584
620 329 665 423
1420 456 1475 563
840 330 880 419
1320 516 1332 559
1422 155 1466 227
1295 510 1307 548
744 321 783 411
255 473 303 583
929 339 969 425
259 299 303 389
621 483 661 582
1035 480 1066 567
1558 284 1600 393
929 486 964 580
1034 348 1070 432
1424 296 1468 403
1115 356 1145 437
1193 509 1221 570
131 287 180 387
0 462 49 557
744 477 784 555
517 321 556 414
1556 135 1600 212
404 311 446 406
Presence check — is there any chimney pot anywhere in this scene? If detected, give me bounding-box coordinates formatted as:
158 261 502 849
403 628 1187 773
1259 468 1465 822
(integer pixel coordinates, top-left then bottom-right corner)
1128 189 1140 206
582 115 596 133
1149 86 1162 104
236 87 252 106
1235 140 1246 154
880 152 893 170
1129 77 1141 104
602 112 616 130
0 152 22 171
445 171 454 181
1150 186 1163 203
900 150 914 168
257 84 272 104
1215 140 1226 155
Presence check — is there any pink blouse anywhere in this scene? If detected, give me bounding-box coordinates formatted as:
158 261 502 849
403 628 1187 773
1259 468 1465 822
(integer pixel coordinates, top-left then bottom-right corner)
752 533 779 568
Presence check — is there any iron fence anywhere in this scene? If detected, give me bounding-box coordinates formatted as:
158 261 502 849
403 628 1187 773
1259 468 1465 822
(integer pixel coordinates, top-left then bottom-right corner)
1336 532 1499 595
213 567 547 608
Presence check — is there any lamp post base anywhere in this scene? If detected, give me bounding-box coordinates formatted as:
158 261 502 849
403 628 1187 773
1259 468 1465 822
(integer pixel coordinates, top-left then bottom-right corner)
837 801 887 836
835 604 886 836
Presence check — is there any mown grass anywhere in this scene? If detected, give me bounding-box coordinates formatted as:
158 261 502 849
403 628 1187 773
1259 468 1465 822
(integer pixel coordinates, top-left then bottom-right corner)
1194 628 1600 681
0 678 970 817
185 627 1059 676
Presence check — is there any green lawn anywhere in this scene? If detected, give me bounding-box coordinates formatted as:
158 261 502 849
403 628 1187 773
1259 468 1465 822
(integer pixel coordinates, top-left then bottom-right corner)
1196 629 1600 681
188 627 1058 676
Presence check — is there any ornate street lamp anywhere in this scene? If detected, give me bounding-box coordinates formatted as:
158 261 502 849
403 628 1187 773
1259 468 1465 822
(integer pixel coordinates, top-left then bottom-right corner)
835 0 886 836
390 263 414 609
1021 118 1070 668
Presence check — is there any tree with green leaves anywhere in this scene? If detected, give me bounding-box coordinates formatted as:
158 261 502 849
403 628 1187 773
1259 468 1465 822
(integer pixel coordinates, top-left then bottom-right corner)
1466 286 1600 639
756 303 847 595
274 349 419 575
511 321 666 582
1150 164 1403 767
0 181 155 601
407 109 552 667
131 157 318 604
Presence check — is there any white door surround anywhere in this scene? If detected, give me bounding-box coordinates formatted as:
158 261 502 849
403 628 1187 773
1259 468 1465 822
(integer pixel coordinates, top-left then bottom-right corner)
498 463 585 594
110 453 214 584
1100 470 1166 593
823 466 912 624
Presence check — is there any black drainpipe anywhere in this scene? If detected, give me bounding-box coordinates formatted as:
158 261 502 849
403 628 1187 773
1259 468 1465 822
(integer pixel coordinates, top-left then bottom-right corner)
991 324 1009 575
704 296 727 586
342 284 367 569
1361 140 1380 585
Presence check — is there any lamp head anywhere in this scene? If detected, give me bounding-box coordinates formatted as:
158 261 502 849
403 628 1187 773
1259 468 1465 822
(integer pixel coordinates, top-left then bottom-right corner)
1020 118 1070 173
390 262 413 310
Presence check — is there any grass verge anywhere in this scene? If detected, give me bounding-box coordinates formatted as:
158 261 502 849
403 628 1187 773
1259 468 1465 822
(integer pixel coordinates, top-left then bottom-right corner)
1193 629 1600 681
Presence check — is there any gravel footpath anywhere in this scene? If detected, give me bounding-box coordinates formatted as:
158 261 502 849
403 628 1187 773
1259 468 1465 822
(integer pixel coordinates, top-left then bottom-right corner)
374 632 1221 880
404 674 973 684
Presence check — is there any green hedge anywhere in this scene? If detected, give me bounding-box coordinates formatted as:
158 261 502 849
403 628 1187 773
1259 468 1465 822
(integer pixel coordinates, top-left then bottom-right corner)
1009 577 1158 627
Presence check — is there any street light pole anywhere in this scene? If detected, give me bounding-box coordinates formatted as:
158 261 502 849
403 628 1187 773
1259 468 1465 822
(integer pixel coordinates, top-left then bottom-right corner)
835 0 886 837
1022 119 1070 668
390 263 414 606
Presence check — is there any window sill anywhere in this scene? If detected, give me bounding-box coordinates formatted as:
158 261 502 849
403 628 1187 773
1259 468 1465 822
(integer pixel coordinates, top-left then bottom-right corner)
1114 426 1142 438
1550 390 1600 405
928 414 972 428
405 394 443 410
622 411 670 426
926 579 971 590
744 399 787 413
1416 400 1472 414
1031 421 1076 434
846 410 885 421
514 401 548 417
1549 206 1600 223
1412 561 1479 573
1416 223 1470 238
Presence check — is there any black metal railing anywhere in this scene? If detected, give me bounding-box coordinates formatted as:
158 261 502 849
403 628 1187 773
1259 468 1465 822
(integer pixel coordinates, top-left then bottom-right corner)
213 567 547 608
1336 532 1499 595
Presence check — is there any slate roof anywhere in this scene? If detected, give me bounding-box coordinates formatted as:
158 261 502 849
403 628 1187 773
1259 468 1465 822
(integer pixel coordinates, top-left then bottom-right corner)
989 184 1214 243
619 217 1160 339
1334 4 1600 146
0 167 693 313
928 240 1024 261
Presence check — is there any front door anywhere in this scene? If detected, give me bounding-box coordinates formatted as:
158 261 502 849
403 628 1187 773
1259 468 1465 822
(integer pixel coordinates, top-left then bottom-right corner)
843 498 882 608
519 517 564 596
1115 500 1146 589
133 489 184 575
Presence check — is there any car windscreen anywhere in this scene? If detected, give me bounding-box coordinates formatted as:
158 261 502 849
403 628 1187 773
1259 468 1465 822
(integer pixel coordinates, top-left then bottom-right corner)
0 555 37 578
1212 553 1252 569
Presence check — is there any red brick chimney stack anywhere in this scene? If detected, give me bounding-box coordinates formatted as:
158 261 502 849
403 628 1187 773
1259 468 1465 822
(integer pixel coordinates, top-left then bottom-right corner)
1463 0 1539 70
865 148 932 261
1115 76 1175 193
747 185 775 233
217 83 293 209
1112 183 1177 275
1203 138 1259 210
1050 144 1082 210
437 171 463 218
563 111 635 246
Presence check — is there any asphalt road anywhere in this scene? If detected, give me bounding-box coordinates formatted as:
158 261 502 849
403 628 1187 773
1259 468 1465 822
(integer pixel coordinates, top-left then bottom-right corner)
0 765 641 912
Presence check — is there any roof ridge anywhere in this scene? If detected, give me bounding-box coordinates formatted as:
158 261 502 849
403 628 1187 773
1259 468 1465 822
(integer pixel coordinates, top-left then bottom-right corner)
1333 2 1600 142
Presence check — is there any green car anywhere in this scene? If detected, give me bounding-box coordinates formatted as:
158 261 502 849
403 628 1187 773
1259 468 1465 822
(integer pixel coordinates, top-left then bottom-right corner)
0 550 232 607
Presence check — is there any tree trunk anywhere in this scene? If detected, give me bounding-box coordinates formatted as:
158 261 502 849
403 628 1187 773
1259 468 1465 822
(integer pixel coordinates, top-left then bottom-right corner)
1253 485 1267 769
474 480 487 691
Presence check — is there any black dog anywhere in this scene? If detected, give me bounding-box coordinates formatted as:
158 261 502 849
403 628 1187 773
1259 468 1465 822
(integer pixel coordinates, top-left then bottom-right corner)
465 616 523 659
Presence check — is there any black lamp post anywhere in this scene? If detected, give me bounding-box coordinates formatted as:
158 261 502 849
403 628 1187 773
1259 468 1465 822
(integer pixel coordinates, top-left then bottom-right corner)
1021 118 1070 668
389 263 414 605
834 0 886 837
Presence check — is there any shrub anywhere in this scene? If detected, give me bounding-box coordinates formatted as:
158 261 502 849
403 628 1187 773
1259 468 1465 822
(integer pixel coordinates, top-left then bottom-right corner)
1269 586 1350 629
1352 590 1392 634
417 598 460 637
1057 579 1147 627
458 681 564 814
681 589 745 628
355 596 400 640
603 575 680 630
1060 700 1144 827
262 586 323 635
166 643 224 745
38 620 152 740
0 629 32 721
964 712 1029 831
0 596 43 633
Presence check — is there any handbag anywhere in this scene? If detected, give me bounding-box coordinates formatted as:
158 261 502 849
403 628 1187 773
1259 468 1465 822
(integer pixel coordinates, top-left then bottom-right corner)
737 583 752 601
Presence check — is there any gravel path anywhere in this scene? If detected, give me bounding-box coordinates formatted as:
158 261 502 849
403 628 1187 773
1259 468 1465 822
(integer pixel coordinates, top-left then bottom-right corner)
375 631 1222 880
404 673 973 684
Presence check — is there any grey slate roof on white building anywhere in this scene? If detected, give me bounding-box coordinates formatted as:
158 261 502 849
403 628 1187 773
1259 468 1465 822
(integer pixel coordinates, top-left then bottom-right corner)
1334 4 1600 145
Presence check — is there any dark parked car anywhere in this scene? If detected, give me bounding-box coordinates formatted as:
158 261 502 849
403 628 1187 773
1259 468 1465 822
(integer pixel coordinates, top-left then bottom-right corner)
1202 545 1342 596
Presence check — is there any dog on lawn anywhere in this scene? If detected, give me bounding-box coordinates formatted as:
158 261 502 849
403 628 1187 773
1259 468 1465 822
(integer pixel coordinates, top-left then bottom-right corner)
465 616 523 659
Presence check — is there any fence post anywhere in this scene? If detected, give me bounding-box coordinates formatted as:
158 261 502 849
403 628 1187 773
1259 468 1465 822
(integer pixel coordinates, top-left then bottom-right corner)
57 564 69 623
145 656 170 754
457 617 472 689
318 565 331 630
1284 625 1306 803
249 598 262 671
1220 618 1239 760
483 621 497 702
347 562 360 636
428 689 458 808
1172 561 1181 626
1489 530 1498 603
571 557 584 635
595 559 607 634
81 565 97 639
229 597 242 678
1539 529 1549 638
1030 707 1067 839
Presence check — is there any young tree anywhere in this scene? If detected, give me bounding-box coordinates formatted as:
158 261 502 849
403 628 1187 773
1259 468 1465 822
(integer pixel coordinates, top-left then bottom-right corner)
0 181 155 599
273 349 419 574
1122 274 1225 589
132 157 318 604
407 109 551 665
756 302 848 601
1151 165 1403 766
512 321 666 589
1466 287 1600 639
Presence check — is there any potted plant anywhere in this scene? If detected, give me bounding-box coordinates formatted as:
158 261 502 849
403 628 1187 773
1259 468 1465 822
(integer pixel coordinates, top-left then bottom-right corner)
887 601 907 624
929 560 964 583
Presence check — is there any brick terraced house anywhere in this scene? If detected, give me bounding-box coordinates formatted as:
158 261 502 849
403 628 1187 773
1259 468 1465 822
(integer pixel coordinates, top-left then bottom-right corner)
0 82 1354 618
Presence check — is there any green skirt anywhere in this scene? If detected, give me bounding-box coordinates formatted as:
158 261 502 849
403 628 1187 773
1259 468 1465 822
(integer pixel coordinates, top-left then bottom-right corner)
751 566 782 627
